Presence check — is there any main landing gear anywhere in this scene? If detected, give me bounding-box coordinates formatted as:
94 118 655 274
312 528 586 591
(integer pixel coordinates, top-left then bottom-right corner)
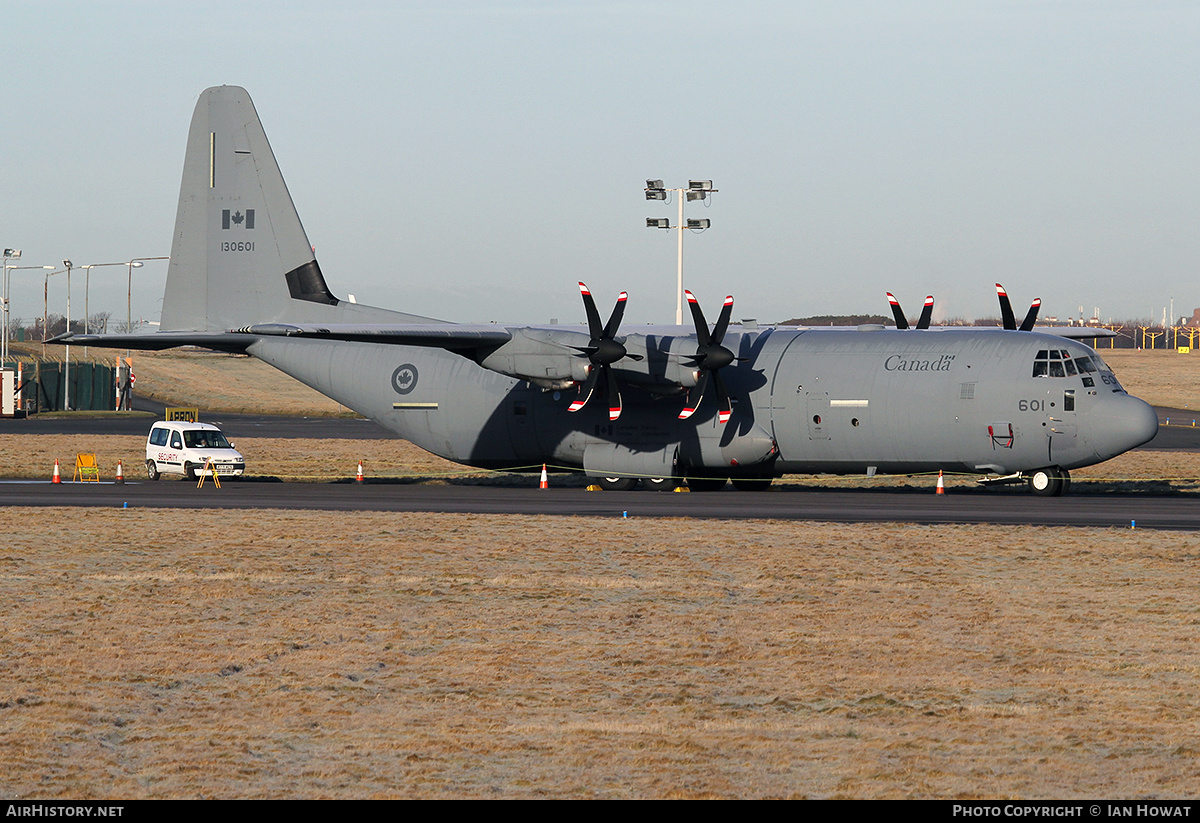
592 476 775 492
1027 466 1070 497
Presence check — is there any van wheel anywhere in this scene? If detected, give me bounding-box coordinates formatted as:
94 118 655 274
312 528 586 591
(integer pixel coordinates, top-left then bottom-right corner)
146 460 160 481
184 462 197 481
597 476 637 491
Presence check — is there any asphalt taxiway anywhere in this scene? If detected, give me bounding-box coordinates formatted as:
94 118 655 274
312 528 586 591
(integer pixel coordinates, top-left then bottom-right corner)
3 479 1197 530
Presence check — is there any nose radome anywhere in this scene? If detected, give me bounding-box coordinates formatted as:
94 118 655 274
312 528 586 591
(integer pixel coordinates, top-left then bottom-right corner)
1090 394 1158 458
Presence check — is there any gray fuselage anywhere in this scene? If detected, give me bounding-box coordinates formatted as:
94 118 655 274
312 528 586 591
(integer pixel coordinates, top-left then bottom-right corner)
247 325 1157 479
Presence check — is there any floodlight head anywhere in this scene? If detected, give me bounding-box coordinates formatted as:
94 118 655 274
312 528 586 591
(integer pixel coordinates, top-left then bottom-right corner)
646 190 667 200
686 218 711 230
131 261 144 268
646 179 664 190
686 190 707 201
646 218 670 229
63 259 73 268
688 180 713 191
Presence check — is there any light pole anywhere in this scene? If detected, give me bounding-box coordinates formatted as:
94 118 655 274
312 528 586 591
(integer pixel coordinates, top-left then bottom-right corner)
1 248 17 363
80 261 136 356
43 267 67 356
127 256 168 334
3 262 54 362
63 259 73 410
645 180 716 324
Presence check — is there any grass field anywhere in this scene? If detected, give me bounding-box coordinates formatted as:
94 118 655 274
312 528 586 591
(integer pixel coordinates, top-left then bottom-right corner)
3 512 1199 799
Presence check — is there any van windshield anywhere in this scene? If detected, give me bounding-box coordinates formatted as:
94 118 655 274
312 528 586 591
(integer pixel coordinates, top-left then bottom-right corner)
183 431 231 449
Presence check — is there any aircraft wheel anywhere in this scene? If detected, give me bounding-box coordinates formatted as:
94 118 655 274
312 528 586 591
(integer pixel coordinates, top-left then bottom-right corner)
731 477 773 492
146 460 160 481
1056 467 1070 496
686 476 728 492
642 477 677 491
597 476 638 491
1028 467 1063 497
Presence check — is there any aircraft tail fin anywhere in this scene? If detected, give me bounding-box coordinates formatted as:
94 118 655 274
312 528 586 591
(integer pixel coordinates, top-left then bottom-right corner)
160 86 340 331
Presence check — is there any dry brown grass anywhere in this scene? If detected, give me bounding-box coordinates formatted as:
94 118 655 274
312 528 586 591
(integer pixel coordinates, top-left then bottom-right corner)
2 511 1199 799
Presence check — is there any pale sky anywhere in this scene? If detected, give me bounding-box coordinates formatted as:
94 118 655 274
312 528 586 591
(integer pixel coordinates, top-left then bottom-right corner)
3 1 1198 331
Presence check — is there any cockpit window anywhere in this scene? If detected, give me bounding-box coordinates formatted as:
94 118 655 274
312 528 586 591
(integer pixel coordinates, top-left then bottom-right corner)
1033 349 1116 382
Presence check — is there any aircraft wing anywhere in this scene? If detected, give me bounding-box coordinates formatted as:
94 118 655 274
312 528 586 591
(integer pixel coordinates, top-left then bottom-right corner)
1036 326 1117 340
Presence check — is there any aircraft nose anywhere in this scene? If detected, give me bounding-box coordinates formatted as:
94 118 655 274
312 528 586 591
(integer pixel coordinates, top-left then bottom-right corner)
1090 393 1158 458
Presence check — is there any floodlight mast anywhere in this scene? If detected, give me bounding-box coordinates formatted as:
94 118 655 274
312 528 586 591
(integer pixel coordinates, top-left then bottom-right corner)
645 179 717 324
1 248 20 362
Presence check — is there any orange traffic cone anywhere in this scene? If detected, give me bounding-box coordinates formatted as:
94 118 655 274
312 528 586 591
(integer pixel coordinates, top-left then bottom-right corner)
539 463 549 489
356 460 364 482
52 459 61 484
115 460 125 485
935 470 945 495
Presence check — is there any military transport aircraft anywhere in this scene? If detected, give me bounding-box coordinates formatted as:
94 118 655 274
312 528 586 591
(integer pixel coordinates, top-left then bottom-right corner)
54 86 1158 495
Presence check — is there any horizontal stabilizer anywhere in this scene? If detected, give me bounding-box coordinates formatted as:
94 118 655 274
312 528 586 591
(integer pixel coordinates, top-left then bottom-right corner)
53 323 515 354
49 330 257 353
234 323 514 349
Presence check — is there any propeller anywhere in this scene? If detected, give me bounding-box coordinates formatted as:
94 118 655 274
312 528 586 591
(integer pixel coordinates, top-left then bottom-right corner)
568 282 640 421
995 284 1041 331
679 290 739 424
886 293 934 330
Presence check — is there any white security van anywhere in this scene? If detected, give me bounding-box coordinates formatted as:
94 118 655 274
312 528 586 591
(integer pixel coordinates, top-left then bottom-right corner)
145 421 245 480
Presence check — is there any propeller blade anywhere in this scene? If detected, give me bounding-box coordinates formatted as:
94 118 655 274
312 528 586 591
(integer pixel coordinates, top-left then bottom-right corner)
996 283 1017 331
886 293 909 329
1019 298 1041 332
567 368 599 413
712 370 733 425
916 295 934 330
605 365 622 421
684 290 711 347
678 370 710 420
578 282 604 340
602 291 628 339
711 295 734 344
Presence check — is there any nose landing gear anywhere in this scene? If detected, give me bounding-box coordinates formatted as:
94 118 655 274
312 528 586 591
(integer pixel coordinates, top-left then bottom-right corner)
1028 466 1070 497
